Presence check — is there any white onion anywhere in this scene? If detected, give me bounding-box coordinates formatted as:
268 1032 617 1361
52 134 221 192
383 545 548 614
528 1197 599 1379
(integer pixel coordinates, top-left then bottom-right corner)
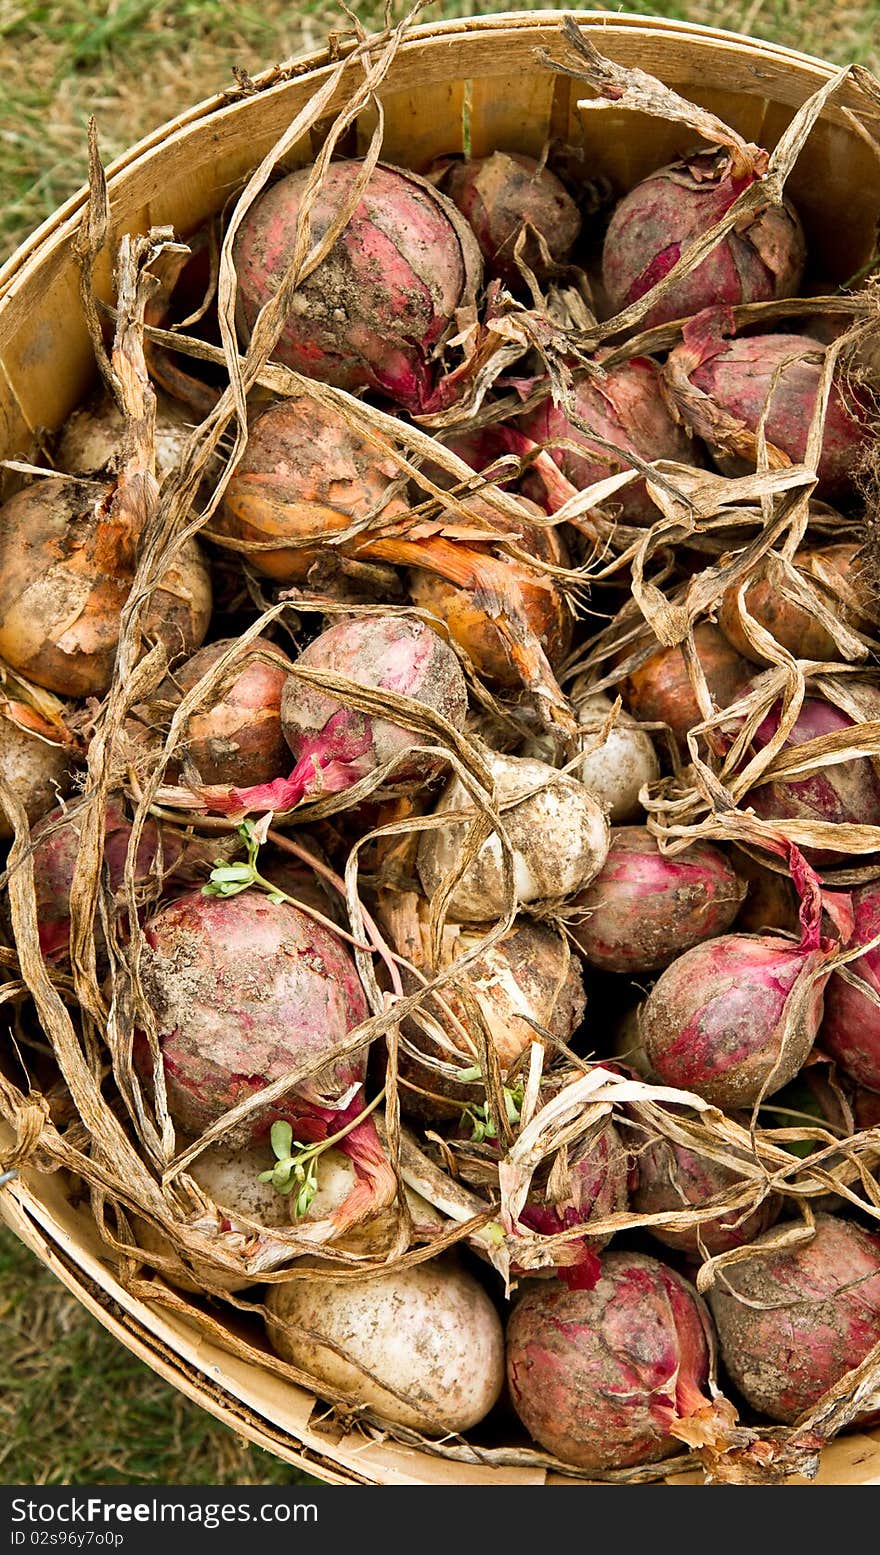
416 750 609 922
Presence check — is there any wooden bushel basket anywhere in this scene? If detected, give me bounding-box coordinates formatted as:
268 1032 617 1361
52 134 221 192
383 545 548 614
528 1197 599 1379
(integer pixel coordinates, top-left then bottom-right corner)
2 9 880 1487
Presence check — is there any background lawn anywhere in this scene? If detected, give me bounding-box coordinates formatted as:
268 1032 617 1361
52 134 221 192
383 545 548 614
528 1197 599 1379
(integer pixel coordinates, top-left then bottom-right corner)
1 0 877 1487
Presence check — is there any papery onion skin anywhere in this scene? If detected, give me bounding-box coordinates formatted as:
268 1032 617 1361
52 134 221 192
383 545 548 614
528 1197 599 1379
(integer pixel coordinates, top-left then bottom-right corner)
233 160 481 413
570 827 746 974
517 358 697 525
0 719 74 839
820 882 880 1091
718 543 879 665
161 634 294 787
442 152 581 285
265 1255 504 1435
601 148 806 329
517 1116 631 1289
416 751 610 923
632 1131 780 1256
0 478 211 696
744 695 880 865
620 622 752 747
571 688 661 822
709 1213 880 1423
396 916 586 1120
506 1252 714 1470
640 931 829 1108
137 890 369 1144
57 391 196 484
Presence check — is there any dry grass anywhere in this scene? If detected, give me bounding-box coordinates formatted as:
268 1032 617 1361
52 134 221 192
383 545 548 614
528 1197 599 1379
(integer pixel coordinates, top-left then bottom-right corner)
1 0 879 1490
0 0 878 261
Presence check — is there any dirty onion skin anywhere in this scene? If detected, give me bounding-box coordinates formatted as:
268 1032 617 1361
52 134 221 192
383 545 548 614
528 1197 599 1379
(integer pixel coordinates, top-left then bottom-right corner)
233 159 482 414
516 357 697 526
216 393 571 710
440 151 581 287
664 310 872 505
640 849 838 1108
820 881 880 1090
416 750 610 922
602 146 806 328
709 1214 880 1423
569 827 746 974
0 478 212 697
137 889 395 1236
198 614 467 816
506 1252 715 1471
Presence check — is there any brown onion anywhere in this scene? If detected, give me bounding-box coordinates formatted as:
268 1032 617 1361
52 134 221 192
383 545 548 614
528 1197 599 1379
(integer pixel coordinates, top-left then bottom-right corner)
621 622 752 747
0 717 74 839
718 542 879 664
158 634 293 787
0 478 211 696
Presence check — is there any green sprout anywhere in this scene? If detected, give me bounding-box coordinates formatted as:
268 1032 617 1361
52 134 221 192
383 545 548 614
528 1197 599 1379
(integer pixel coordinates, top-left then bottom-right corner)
259 1122 321 1217
460 1074 524 1143
257 1090 387 1219
203 819 287 904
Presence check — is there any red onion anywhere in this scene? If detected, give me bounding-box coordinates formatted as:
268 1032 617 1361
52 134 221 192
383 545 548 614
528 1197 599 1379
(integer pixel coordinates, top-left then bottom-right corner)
570 827 746 973
31 796 210 964
517 1117 630 1291
709 1213 880 1423
744 694 880 864
233 160 481 413
632 1130 779 1256
517 358 697 525
506 1252 714 1470
664 312 872 505
602 148 805 328
641 850 835 1107
207 615 467 816
138 890 394 1233
820 882 880 1090
441 152 581 286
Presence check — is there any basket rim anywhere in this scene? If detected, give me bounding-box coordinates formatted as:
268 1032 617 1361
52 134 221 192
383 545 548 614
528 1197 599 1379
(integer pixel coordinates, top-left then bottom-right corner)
0 7 851 300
